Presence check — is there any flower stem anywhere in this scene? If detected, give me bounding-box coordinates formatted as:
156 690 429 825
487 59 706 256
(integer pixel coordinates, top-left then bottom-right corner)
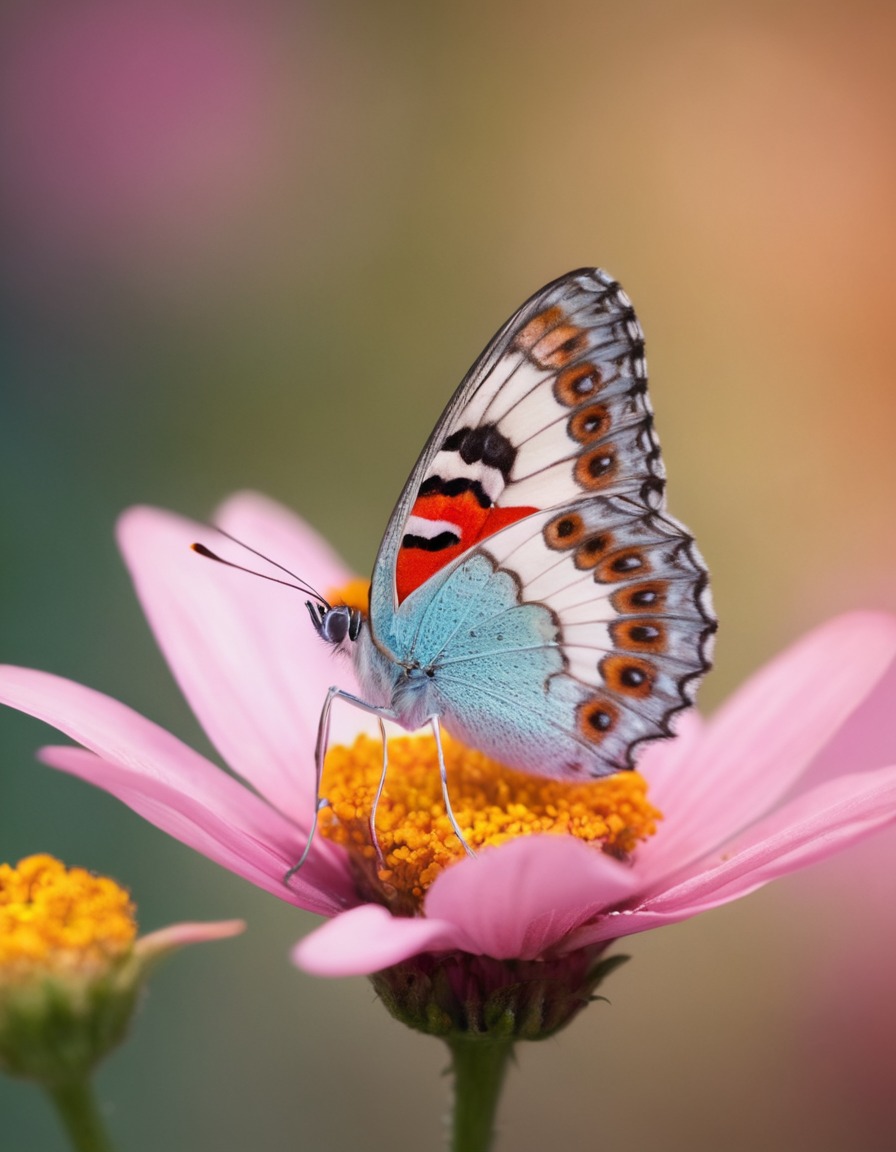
46 1077 117 1152
446 1036 514 1152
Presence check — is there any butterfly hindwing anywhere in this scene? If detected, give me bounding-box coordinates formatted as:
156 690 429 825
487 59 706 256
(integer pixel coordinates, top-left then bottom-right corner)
359 268 715 778
446 498 714 774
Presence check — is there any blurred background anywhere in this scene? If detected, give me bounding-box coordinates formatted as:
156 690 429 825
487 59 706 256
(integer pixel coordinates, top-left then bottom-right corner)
2 1 895 1148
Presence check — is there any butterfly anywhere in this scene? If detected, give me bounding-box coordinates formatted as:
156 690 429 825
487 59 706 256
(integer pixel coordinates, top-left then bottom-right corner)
301 268 716 853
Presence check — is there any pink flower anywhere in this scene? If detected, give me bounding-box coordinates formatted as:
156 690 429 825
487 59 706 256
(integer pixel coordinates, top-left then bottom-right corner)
2 492 896 984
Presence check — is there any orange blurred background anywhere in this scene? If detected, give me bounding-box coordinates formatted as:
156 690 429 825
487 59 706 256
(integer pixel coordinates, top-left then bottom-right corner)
2 2 895 1149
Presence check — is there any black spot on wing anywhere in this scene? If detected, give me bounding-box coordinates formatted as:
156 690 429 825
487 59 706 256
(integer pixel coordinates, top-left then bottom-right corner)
402 530 461 552
442 424 517 478
419 475 492 508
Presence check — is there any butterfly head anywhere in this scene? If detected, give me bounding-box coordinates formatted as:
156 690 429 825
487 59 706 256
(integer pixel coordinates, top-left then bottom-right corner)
306 600 363 648
190 535 364 651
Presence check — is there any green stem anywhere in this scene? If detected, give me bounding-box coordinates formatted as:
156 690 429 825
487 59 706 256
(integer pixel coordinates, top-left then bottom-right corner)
446 1036 514 1152
46 1077 117 1152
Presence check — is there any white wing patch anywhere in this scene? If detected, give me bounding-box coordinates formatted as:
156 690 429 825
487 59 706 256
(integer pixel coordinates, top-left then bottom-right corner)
403 515 461 543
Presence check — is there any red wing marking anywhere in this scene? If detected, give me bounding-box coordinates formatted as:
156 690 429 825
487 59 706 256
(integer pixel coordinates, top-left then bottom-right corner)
396 492 537 603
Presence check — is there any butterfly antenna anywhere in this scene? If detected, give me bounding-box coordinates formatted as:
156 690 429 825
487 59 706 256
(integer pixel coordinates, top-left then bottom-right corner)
190 543 330 603
209 526 329 603
191 525 330 605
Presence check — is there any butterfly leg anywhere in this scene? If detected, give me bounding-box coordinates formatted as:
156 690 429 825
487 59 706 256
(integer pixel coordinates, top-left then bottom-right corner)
431 716 476 858
369 716 389 870
284 686 397 886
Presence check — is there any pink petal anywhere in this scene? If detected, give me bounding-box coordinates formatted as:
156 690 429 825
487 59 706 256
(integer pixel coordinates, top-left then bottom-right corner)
136 919 246 961
42 745 351 915
573 763 896 948
638 612 896 884
293 904 464 977
644 764 896 918
795 652 896 791
296 838 641 974
0 665 353 914
424 836 638 960
117 501 360 820
634 709 705 810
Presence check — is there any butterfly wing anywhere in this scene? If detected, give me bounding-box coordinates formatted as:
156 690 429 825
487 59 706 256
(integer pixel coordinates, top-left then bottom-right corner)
365 268 715 777
407 499 713 776
370 268 662 617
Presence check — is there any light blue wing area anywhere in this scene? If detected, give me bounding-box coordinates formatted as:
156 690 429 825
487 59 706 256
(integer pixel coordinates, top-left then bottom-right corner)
372 494 715 779
388 553 561 666
381 551 589 773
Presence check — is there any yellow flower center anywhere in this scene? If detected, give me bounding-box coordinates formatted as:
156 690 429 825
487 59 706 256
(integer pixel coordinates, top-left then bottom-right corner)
320 731 661 914
0 855 137 983
330 578 370 615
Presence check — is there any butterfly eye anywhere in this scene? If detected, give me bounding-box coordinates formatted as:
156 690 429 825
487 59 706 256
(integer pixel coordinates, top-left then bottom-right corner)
307 603 357 646
554 361 603 407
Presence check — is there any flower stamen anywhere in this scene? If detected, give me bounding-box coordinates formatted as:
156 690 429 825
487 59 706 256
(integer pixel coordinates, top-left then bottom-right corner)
328 578 370 616
320 732 661 913
0 855 136 983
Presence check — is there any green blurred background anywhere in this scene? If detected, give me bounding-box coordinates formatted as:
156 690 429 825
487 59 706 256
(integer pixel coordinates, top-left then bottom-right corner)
2 2 895 1149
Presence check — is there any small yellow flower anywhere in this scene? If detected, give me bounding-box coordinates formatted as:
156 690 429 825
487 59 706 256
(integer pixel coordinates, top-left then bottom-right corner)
0 854 136 984
0 854 242 1086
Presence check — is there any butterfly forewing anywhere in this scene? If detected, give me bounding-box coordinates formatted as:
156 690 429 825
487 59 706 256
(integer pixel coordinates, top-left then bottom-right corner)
369 270 660 617
361 268 715 779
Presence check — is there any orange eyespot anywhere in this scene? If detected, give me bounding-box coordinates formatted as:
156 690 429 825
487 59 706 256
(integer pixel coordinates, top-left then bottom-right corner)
600 655 655 698
544 512 587 550
515 306 563 352
611 581 668 614
515 308 588 369
568 403 612 445
577 696 619 744
555 361 604 406
534 324 588 368
594 548 652 583
610 619 667 654
573 532 615 570
574 444 619 490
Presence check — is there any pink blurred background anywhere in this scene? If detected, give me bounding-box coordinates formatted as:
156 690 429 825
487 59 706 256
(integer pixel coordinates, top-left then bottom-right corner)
2 2 895 1149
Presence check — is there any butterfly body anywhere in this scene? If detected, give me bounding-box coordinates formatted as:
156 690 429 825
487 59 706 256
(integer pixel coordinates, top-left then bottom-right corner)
321 268 715 783
352 548 567 768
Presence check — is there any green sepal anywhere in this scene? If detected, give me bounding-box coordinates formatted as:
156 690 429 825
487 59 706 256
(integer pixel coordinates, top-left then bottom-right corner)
0 956 142 1085
371 946 628 1043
